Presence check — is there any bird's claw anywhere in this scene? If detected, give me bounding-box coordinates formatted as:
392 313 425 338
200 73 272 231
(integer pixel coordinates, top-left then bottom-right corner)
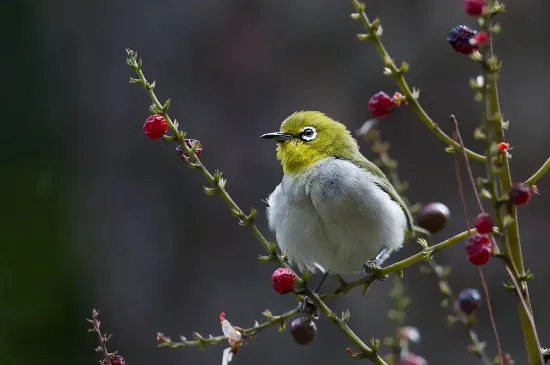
361 260 388 282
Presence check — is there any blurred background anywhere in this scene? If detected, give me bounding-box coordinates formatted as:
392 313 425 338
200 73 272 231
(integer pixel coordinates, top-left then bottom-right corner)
3 0 550 364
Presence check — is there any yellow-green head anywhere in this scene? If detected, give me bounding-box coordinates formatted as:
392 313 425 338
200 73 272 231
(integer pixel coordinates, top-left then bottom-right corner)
261 111 359 175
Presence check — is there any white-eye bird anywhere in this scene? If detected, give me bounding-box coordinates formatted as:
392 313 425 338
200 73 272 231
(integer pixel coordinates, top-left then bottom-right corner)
261 111 415 279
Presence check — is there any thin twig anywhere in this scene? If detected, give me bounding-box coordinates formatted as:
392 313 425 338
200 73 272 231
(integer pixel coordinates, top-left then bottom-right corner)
157 307 300 349
450 116 503 364
87 309 113 365
427 259 493 365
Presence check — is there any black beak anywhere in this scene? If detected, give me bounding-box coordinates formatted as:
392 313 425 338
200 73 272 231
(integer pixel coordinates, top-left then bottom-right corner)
260 132 294 141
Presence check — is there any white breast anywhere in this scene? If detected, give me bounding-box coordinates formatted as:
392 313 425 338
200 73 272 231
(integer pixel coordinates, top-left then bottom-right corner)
266 157 407 274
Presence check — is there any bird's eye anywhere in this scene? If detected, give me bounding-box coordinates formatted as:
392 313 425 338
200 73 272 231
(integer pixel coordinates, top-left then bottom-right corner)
300 126 317 141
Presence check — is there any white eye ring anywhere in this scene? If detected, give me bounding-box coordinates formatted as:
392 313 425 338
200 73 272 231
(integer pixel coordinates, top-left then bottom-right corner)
300 126 317 141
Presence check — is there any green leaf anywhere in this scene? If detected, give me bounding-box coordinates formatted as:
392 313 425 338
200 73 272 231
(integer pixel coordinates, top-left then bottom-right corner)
162 98 171 112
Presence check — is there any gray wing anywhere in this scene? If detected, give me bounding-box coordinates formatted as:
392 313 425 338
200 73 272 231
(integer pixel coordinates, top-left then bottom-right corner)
349 154 414 233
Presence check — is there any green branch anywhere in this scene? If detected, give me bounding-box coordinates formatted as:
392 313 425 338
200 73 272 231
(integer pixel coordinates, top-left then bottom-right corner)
478 2 543 362
524 157 550 186
351 0 486 162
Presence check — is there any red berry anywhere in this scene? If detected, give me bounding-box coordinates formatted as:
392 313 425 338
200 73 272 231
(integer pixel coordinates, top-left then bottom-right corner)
399 353 427 365
104 355 125 365
416 202 451 233
509 183 532 205
465 233 493 265
447 25 479 54
289 317 316 345
143 114 168 139
474 213 493 234
464 0 486 16
272 268 295 294
368 92 394 117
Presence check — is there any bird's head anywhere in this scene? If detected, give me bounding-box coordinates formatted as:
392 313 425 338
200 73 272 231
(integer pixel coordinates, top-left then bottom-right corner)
261 111 359 175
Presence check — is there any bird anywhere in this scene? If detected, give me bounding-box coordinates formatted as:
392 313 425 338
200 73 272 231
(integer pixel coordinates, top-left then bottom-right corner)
261 111 415 284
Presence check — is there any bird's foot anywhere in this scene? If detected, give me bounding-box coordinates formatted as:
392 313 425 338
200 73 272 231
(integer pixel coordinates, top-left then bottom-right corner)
361 259 388 283
299 297 319 319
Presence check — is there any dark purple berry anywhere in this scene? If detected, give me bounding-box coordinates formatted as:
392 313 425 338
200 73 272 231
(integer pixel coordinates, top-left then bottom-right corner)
447 25 479 54
509 183 532 205
416 202 450 233
289 317 316 345
457 288 482 315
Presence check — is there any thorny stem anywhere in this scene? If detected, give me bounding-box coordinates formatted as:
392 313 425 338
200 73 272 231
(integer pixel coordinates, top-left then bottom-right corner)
427 260 492 365
524 157 550 186
479 3 543 362
87 309 113 365
351 0 486 162
126 49 389 362
157 307 300 349
127 50 293 275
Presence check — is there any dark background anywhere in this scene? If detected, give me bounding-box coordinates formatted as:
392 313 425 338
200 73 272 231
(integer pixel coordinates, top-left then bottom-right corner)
3 0 550 364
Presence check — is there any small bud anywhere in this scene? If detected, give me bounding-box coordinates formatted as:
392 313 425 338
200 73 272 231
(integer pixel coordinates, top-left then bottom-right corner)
350 13 360 20
469 31 488 46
